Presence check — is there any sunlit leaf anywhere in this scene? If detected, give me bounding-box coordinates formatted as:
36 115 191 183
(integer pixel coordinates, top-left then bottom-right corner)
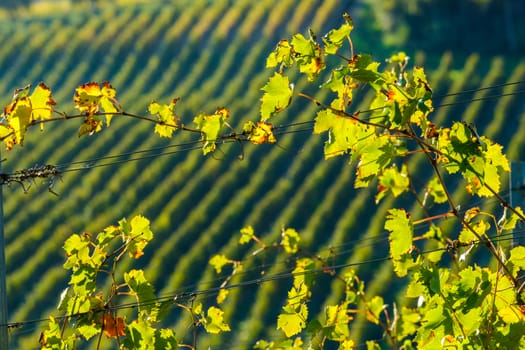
149 98 179 138
239 226 255 244
217 289 229 304
426 176 448 204
277 303 308 337
375 164 410 203
281 227 300 254
209 254 230 274
30 82 56 129
74 81 120 127
290 33 325 81
243 121 277 144
125 215 153 259
266 39 293 69
194 107 229 155
5 97 31 145
260 72 293 120
501 207 524 231
205 306 231 334
366 296 385 324
124 269 158 319
322 14 353 54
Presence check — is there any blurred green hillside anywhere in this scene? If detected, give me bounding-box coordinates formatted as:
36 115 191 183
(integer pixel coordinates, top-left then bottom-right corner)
1 1 524 348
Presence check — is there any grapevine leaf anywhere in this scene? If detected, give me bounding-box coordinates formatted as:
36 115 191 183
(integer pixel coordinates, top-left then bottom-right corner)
355 135 405 188
395 307 420 339
124 269 158 319
209 254 230 274
266 39 293 69
385 209 413 259
324 303 351 340
375 164 410 203
501 206 524 231
101 313 125 338
30 82 56 130
385 209 415 277
277 303 308 337
508 246 525 277
217 289 229 304
76 320 100 340
239 225 255 244
322 14 353 54
498 305 524 324
204 306 231 334
281 227 300 254
193 107 229 155
122 315 156 349
291 33 324 81
243 121 277 144
78 116 103 137
5 97 31 146
260 72 293 121
366 296 385 325
314 109 375 160
459 220 489 244
155 329 178 349
74 82 119 127
0 123 14 150
322 65 355 109
148 98 179 138
96 225 120 248
426 176 448 204
125 215 153 259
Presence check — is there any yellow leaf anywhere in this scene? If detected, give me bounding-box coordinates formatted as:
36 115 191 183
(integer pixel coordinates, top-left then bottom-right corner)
74 82 119 126
30 82 56 129
244 121 277 144
217 289 229 304
7 97 32 145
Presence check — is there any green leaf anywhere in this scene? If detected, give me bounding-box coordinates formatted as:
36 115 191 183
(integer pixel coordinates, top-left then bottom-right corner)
324 303 351 340
313 109 375 160
508 246 525 277
193 107 229 155
385 209 413 259
395 307 420 339
501 207 524 231
459 220 489 244
290 33 324 81
125 215 153 259
355 135 405 188
277 303 308 337
266 39 293 68
124 269 158 319
366 296 385 325
148 98 179 138
375 164 410 203
385 209 415 277
426 176 448 204
205 306 231 334
260 72 293 121
123 314 156 350
155 328 178 349
322 14 353 54
281 227 300 254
